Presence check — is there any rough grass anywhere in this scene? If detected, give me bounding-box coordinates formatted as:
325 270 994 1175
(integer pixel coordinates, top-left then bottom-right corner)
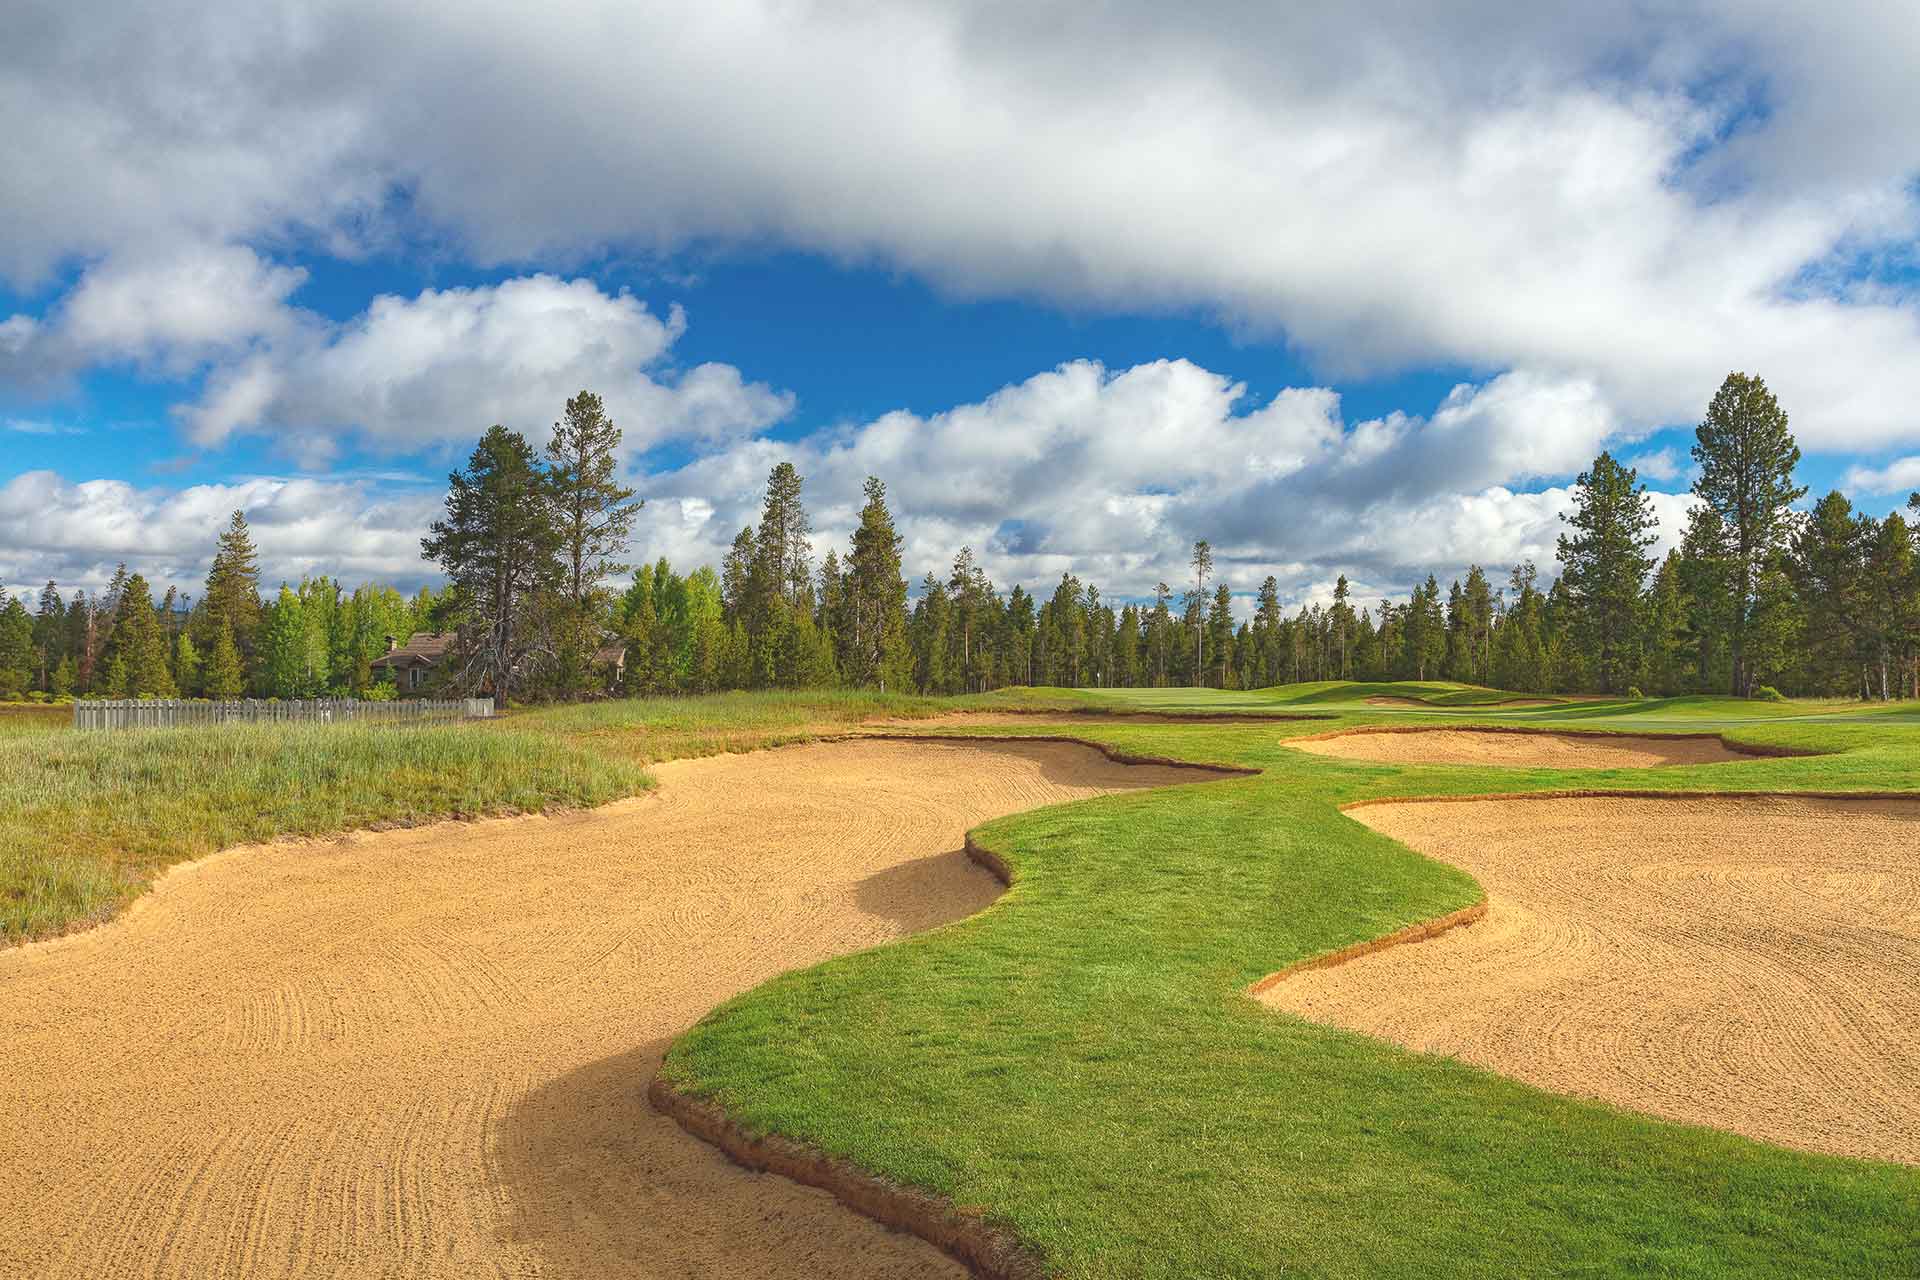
0 721 648 942
663 684 1920 1279
0 690 1005 944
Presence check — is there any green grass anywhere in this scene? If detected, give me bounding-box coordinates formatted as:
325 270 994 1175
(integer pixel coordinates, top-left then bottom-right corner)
663 684 1920 1278
0 702 70 735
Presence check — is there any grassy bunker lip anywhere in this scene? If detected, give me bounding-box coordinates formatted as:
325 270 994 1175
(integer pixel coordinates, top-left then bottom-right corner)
651 734 1250 1280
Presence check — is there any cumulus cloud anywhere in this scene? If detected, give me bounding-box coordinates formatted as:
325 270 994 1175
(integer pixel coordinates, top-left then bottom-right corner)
622 360 1688 607
1842 456 1920 497
0 244 307 386
7 359 1704 612
178 274 792 463
0 470 441 599
6 1 1920 450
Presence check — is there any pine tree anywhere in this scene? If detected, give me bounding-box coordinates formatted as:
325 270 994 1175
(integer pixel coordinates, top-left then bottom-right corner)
753 462 812 621
547 390 642 603
1788 491 1869 695
1556 451 1659 694
1186 541 1212 686
0 597 32 700
1861 513 1916 700
421 425 564 702
109 575 176 698
1691 373 1807 695
33 581 64 691
1677 505 1736 693
199 511 263 678
1208 582 1234 688
844 477 909 691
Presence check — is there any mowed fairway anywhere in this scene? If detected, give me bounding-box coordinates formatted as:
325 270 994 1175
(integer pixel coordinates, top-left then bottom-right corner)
1264 793 1920 1164
0 738 1215 1279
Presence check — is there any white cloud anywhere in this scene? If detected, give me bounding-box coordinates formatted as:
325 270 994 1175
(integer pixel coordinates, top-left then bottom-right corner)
624 360 1683 607
1842 456 1920 496
5 1 1920 451
0 470 441 599
177 274 793 462
0 244 306 385
5 358 1712 612
1624 447 1686 483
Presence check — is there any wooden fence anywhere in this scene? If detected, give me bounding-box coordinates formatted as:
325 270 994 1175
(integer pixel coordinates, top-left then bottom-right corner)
73 697 495 731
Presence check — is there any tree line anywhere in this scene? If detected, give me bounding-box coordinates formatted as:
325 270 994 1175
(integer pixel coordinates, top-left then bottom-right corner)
4 371 1916 704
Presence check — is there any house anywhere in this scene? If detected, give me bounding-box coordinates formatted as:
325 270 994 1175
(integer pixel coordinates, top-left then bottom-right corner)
594 642 628 688
369 632 452 692
368 632 628 694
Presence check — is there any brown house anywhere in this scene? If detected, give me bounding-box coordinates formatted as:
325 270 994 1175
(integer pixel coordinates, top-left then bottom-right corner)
368 633 453 692
369 632 628 694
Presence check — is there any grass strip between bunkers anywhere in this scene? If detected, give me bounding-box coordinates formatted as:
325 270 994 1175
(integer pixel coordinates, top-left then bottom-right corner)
660 686 1920 1279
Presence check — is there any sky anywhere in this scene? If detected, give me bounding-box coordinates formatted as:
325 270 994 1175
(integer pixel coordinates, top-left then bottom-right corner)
4 1 1920 615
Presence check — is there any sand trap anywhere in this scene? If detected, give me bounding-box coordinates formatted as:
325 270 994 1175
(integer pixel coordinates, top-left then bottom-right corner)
874 711 1312 727
1291 727 1748 768
0 738 1213 1279
1261 794 1920 1163
1363 696 1560 709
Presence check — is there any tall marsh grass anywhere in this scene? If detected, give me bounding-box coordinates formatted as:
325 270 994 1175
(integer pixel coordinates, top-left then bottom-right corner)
0 720 647 943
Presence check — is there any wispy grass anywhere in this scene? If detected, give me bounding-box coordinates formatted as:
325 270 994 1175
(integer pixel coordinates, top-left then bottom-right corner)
0 689 981 943
0 720 647 942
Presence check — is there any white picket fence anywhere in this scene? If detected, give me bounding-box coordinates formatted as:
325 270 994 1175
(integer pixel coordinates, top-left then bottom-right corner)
73 697 495 731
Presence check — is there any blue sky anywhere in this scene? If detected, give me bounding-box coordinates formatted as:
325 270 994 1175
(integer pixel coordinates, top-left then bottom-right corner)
4 2 1919 608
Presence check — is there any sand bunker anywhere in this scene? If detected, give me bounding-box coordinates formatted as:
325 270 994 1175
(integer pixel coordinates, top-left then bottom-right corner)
0 738 1212 1279
1291 727 1748 768
1363 696 1560 709
1261 794 1920 1163
873 711 1313 727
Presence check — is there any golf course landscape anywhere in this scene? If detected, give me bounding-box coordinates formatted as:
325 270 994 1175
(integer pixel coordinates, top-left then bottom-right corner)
2 683 1915 1278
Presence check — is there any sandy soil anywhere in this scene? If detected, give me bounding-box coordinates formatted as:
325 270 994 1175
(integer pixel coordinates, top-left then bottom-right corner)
1261 794 1920 1163
1362 696 1561 709
1290 727 1748 768
872 711 1304 727
0 738 1207 1279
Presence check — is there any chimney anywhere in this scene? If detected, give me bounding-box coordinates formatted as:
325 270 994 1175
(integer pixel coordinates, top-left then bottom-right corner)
385 634 398 653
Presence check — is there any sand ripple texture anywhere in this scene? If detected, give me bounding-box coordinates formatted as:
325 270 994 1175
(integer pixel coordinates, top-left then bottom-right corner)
1262 795 1920 1164
1290 728 1747 768
0 738 1204 1279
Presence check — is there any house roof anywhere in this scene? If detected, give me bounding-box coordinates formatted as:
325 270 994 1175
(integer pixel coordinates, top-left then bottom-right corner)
594 643 627 667
370 632 453 669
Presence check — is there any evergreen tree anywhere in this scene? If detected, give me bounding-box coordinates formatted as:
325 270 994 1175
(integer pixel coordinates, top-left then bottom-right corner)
0 597 32 701
421 425 564 702
206 623 245 699
754 462 813 618
1186 541 1212 686
32 582 64 691
1677 505 1736 693
1788 491 1869 695
1691 373 1807 694
545 390 641 695
1861 513 1916 700
546 390 642 604
1208 582 1234 688
198 511 263 679
1556 451 1659 694
109 574 176 698
844 477 910 691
